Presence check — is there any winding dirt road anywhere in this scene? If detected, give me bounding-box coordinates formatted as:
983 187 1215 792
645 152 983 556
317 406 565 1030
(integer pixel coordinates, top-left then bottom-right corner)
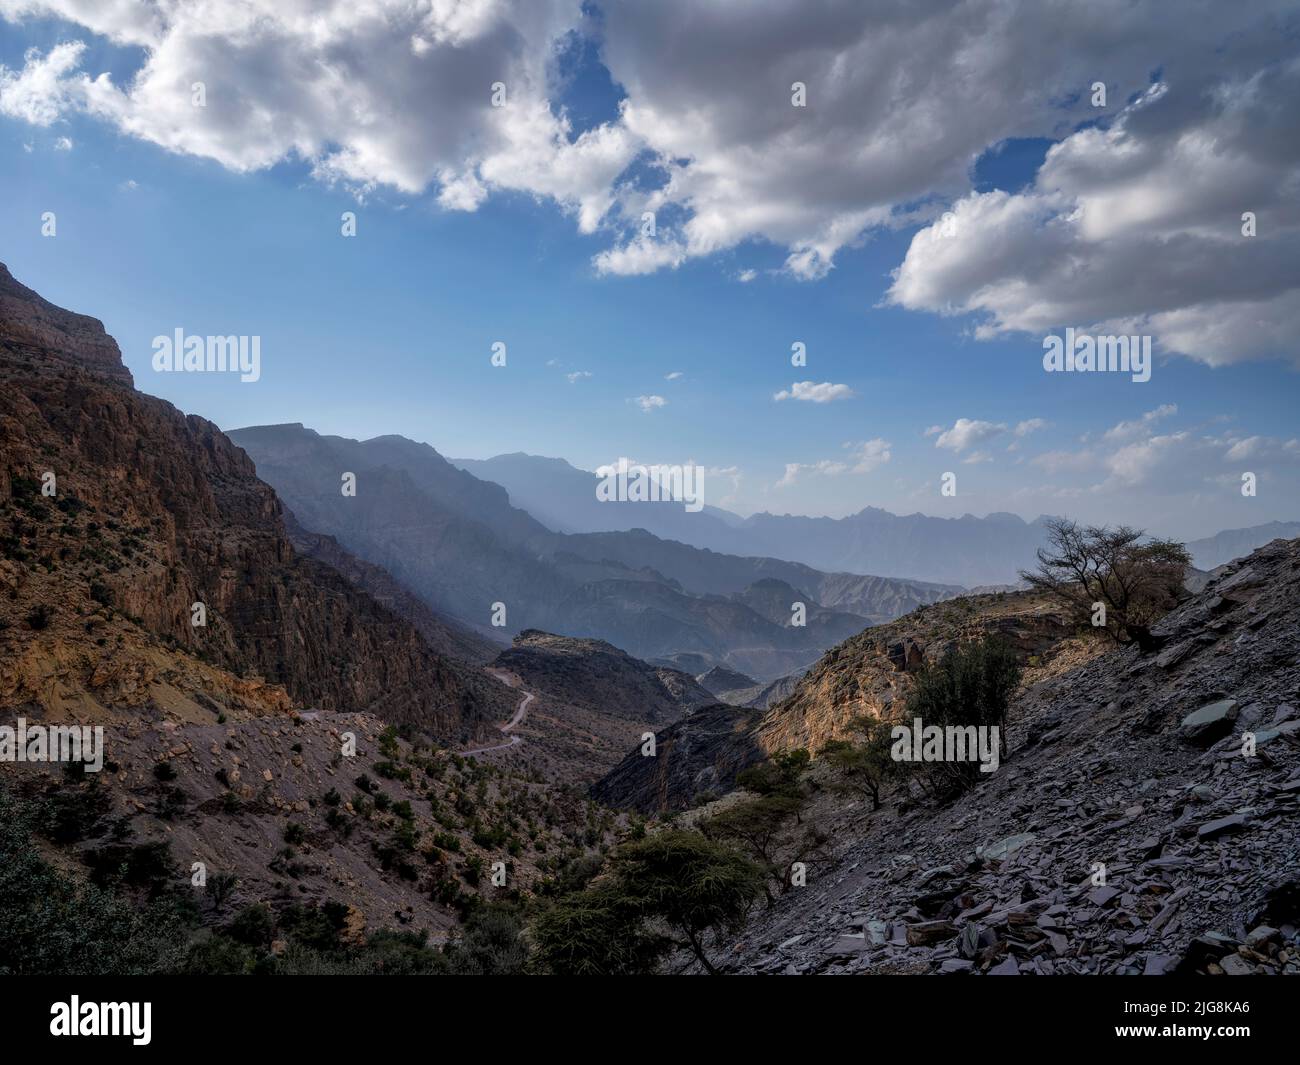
458 670 534 756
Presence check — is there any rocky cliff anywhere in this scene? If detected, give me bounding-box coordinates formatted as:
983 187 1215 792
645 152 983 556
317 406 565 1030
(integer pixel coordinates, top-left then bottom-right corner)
0 263 502 743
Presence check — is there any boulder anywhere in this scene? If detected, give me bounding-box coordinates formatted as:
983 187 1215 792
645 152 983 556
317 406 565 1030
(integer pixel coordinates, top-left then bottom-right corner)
1180 699 1239 746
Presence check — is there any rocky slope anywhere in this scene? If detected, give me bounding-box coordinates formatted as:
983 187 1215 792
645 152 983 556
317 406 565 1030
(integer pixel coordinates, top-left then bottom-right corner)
703 537 1300 975
0 262 503 742
757 589 1080 755
590 702 767 814
495 630 713 723
3 708 616 948
696 665 760 701
593 588 1084 813
471 630 715 784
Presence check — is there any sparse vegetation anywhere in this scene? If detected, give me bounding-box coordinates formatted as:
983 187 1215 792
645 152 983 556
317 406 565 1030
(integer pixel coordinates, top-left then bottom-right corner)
1021 517 1190 652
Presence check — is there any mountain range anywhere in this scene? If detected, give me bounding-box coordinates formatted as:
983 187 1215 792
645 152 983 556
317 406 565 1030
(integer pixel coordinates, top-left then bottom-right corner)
230 424 959 680
452 452 1297 586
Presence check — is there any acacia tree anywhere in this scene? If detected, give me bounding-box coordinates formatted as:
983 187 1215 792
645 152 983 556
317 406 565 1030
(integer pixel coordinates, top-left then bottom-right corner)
531 830 764 976
821 714 897 811
1020 518 1189 653
700 793 820 902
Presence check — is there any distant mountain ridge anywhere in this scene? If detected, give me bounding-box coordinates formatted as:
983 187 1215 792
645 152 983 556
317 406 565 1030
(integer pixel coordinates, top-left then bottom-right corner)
232 425 961 680
1186 522 1300 571
455 451 1299 586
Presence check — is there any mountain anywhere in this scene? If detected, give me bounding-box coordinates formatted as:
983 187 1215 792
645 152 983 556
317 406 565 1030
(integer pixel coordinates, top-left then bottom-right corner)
594 535 1300 975
722 537 1300 975
454 452 1057 586
232 424 961 679
1186 522 1300 571
283 511 507 666
593 587 1076 814
696 664 760 701
458 450 1300 591
731 508 1056 586
452 452 743 542
542 528 961 623
0 264 505 742
494 629 713 723
453 630 717 784
0 263 621 963
589 703 766 813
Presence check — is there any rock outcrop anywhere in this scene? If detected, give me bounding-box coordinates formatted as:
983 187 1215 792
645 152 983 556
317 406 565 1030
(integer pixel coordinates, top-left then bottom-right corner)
591 702 766 814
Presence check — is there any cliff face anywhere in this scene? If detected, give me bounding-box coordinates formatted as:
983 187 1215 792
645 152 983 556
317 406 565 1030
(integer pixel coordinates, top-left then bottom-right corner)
757 590 1079 754
589 589 1084 812
0 263 500 742
0 265 133 387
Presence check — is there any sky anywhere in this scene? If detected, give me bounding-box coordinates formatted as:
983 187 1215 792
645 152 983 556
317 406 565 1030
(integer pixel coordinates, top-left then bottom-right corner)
1 0 1298 540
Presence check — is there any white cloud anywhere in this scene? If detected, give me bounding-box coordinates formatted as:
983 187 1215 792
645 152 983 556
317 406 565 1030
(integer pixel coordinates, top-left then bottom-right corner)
888 52 1300 367
566 371 592 383
1103 404 1177 442
846 438 891 474
6 0 1284 295
633 394 666 413
664 371 683 381
773 380 854 403
0 1 637 228
932 417 1006 453
1014 418 1048 437
1104 432 1193 487
776 459 848 488
593 237 687 276
0 41 84 124
776 438 891 487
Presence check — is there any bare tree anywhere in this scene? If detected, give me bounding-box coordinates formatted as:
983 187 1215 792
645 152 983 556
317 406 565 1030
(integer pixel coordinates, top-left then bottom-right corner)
1020 518 1190 653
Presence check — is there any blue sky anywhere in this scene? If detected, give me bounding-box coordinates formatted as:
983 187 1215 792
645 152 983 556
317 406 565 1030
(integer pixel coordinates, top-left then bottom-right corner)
1 1 1297 538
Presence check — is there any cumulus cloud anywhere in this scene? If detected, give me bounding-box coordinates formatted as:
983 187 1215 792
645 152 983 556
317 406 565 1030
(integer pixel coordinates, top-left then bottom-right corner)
566 371 592 383
1015 418 1048 437
596 0 1262 279
664 371 683 381
0 40 85 124
6 0 1288 294
931 417 1006 453
633 394 666 412
776 438 891 487
0 0 637 227
888 42 1300 367
773 381 854 403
